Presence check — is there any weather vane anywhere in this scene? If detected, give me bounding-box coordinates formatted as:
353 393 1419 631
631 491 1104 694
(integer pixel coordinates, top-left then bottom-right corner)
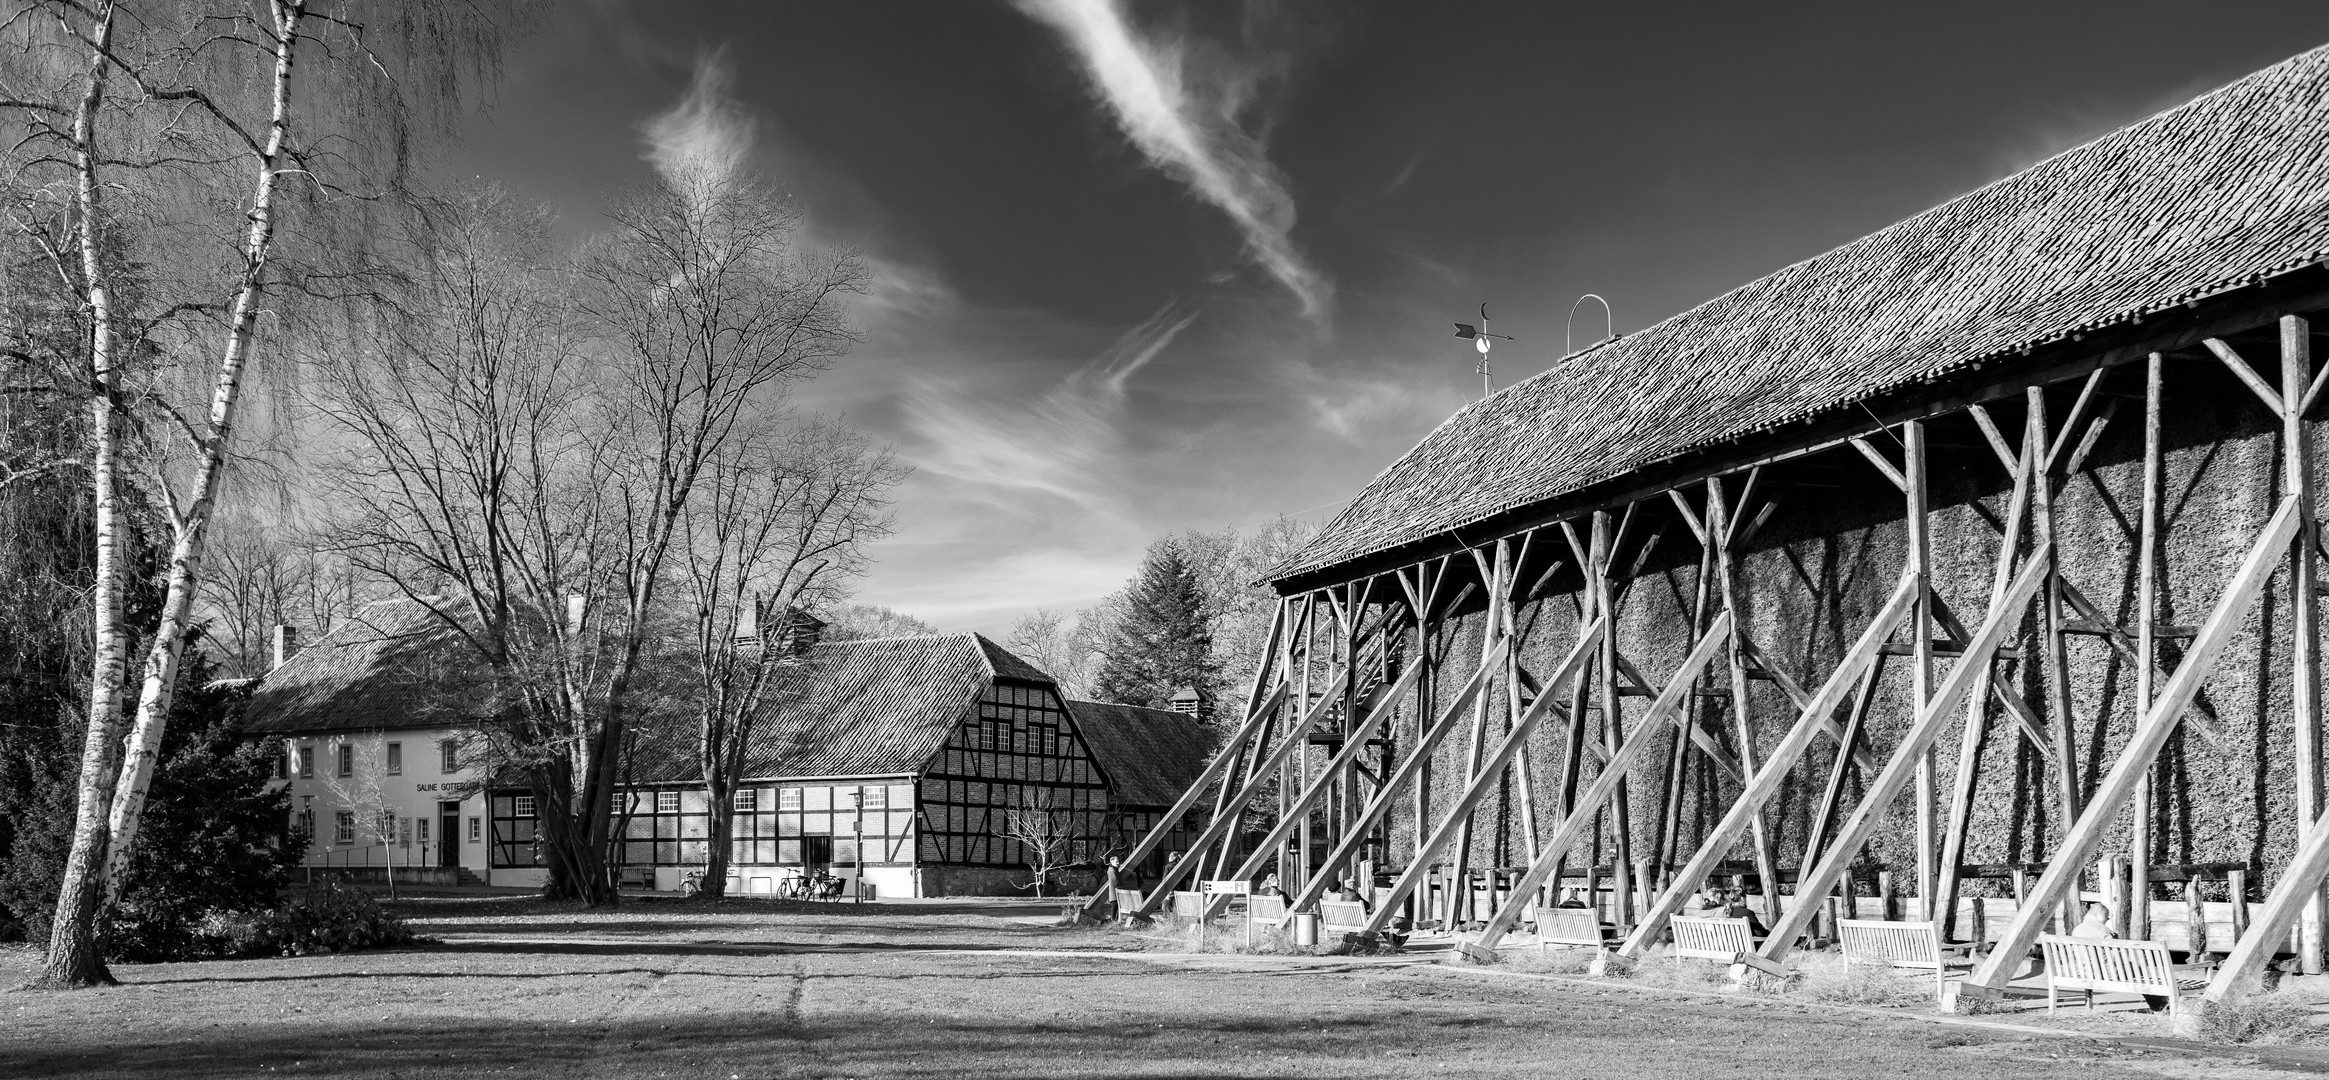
1453 303 1513 398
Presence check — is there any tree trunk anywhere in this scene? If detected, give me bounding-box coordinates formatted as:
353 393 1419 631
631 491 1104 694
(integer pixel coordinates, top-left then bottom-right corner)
100 0 301 899
39 0 123 991
700 772 732 900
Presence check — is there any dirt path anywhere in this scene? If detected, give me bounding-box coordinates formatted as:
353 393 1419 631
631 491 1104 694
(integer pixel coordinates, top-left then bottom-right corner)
0 899 2310 1079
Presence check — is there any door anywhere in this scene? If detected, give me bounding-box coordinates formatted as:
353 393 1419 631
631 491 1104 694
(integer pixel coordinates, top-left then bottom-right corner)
439 801 462 869
802 836 833 871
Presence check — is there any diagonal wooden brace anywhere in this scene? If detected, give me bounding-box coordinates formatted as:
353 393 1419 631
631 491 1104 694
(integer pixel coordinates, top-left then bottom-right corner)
1356 616 1610 936
1616 570 1923 959
1463 612 1735 952
1961 496 2302 998
1754 545 2053 967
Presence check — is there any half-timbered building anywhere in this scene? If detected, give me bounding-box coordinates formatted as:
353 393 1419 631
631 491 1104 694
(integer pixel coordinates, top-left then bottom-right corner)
1102 42 2329 1007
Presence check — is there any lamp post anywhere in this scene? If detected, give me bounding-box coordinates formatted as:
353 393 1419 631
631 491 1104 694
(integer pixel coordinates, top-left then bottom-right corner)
851 791 865 905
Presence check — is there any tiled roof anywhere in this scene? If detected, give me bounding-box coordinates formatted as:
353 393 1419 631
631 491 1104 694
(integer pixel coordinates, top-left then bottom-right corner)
1272 43 2329 585
1066 699 1217 808
630 633 1057 783
242 599 499 734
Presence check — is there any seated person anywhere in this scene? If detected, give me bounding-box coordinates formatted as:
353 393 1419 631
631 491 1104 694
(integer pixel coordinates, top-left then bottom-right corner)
2069 903 2119 939
1679 889 1726 919
1555 887 1591 910
1719 889 1768 937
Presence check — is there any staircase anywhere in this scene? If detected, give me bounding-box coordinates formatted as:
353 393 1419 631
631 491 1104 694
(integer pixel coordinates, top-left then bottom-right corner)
457 868 486 887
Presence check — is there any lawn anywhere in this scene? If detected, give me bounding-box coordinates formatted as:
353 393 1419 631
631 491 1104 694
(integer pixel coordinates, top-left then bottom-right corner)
0 894 2304 1079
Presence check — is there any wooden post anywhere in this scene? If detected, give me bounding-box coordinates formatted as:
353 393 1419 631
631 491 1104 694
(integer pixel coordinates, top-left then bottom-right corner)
2132 352 2163 943
1594 512 1637 931
2285 314 2325 975
2187 878 2210 957
1959 498 2303 998
1936 420 2035 939
1616 573 1919 959
2101 854 2128 937
1708 477 1783 925
1879 869 1897 922
1842 872 1859 920
1661 497 1718 873
1903 421 1938 921
1971 896 1988 954
2231 868 2251 946
1446 542 1508 927
2029 387 2084 934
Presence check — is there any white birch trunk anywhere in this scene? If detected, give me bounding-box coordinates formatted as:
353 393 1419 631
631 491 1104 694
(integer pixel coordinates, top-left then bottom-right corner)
42 0 126 988
100 0 304 897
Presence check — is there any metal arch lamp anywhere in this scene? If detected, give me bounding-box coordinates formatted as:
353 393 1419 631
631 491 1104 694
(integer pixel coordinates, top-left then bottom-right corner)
1453 303 1514 398
1567 293 1614 357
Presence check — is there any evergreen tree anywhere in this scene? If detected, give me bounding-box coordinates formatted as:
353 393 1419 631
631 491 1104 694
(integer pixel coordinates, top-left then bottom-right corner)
1093 540 1218 711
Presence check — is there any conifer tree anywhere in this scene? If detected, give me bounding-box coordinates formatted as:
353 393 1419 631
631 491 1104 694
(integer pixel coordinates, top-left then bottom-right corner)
1093 540 1218 711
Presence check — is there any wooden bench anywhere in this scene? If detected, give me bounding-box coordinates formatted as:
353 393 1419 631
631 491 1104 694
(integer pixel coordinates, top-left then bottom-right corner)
1168 890 1207 920
1838 918 1971 1002
2039 935 2216 1021
1671 915 1757 963
1248 893 1289 929
1535 905 1615 950
1112 887 1144 921
1320 900 1370 938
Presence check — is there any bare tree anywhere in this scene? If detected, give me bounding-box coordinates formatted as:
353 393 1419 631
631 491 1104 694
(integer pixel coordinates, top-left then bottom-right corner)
997 787 1081 898
197 519 363 677
680 417 904 899
1 0 523 987
821 603 938 641
1006 607 1100 698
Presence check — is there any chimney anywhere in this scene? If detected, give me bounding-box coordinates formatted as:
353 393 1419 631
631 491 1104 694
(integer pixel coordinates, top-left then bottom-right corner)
1169 686 1214 724
271 624 299 671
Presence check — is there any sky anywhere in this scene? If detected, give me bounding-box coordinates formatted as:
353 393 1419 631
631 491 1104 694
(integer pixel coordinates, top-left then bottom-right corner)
445 1 2329 636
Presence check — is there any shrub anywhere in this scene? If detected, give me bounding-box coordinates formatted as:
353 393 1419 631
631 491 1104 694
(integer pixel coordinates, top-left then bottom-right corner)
2198 995 2317 1045
230 879 422 957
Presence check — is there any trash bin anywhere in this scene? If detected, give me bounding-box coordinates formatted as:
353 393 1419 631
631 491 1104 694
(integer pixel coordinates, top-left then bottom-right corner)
1291 910 1320 947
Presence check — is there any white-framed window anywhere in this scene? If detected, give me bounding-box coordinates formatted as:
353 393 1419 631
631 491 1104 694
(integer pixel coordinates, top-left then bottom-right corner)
656 790 680 814
513 795 535 818
385 741 403 775
417 818 430 844
333 812 355 844
733 788 757 811
861 786 887 811
468 816 482 842
778 787 802 811
441 740 458 773
299 745 315 779
336 743 353 778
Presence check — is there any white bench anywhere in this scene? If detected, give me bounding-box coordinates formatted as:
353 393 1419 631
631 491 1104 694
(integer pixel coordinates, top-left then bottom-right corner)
1248 893 1289 928
1320 900 1370 938
1168 890 1207 920
1838 918 1971 1002
1112 887 1144 921
1535 905 1615 950
1671 915 1756 963
2039 935 2216 1021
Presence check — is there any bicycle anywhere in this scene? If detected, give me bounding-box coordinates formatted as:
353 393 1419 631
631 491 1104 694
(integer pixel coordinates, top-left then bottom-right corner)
679 868 705 896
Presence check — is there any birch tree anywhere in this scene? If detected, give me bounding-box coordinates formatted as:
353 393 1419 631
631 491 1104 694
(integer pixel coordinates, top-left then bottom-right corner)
0 0 523 987
681 417 903 899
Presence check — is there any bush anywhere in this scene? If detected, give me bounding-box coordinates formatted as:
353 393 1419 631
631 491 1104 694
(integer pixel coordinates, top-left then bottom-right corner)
207 879 422 957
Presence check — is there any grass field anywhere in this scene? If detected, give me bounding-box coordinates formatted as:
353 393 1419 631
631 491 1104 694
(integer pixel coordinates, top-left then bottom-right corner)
0 894 2313 1079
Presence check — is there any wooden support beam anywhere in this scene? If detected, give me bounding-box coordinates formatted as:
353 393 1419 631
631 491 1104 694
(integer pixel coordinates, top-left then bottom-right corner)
1737 637 1879 773
1362 616 1612 935
1850 437 1909 492
2030 386 2082 933
1937 432 2033 938
2042 368 2108 475
1968 404 2019 473
1285 633 1517 916
1959 496 2304 998
1709 475 1785 926
1222 642 1431 889
2131 351 2162 943
1802 657 1884 870
1135 628 1389 917
2287 314 2325 975
2205 337 2287 415
1616 570 1922 959
1446 541 1512 924
1459 614 1735 946
1755 546 2052 968
1078 601 1291 919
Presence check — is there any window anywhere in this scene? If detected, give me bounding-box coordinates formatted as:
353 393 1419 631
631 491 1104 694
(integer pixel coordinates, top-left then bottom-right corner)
298 745 314 779
656 790 680 814
276 749 289 779
514 794 535 818
733 788 757 811
336 744 353 778
861 787 887 811
417 818 430 844
385 742 403 775
468 816 482 842
334 812 355 844
295 809 314 841
778 788 802 811
441 741 459 773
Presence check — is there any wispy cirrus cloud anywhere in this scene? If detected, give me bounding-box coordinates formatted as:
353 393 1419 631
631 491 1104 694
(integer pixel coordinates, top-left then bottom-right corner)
642 48 755 209
1014 0 1331 318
